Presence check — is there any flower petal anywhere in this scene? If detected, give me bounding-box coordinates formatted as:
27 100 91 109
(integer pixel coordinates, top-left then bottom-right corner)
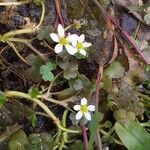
83 42 92 48
65 44 76 55
58 24 65 37
81 97 87 105
67 34 78 47
50 33 59 42
76 111 83 120
54 44 63 53
88 105 95 112
84 112 91 121
78 34 85 42
73 105 81 111
79 49 86 56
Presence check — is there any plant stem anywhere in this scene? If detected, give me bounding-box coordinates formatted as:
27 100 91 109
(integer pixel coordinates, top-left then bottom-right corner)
58 109 68 150
47 71 63 95
5 91 80 133
8 42 29 65
0 0 29 6
1 0 45 39
81 125 88 150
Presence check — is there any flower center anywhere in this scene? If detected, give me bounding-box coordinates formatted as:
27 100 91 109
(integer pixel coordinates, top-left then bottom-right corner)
81 105 88 112
59 38 68 45
76 42 83 49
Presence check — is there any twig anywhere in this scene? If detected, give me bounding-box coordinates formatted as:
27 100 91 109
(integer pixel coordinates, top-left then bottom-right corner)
8 42 29 65
54 0 64 27
92 0 149 64
25 42 47 62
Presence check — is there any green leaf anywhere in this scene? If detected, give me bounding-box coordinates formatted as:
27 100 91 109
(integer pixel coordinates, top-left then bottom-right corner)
40 62 56 81
63 70 78 80
144 14 150 25
0 91 6 107
25 133 54 150
58 60 78 80
37 25 53 42
24 54 44 82
8 129 28 150
88 111 100 150
30 114 37 128
145 64 150 72
115 121 150 150
104 61 125 78
102 75 112 91
69 74 95 99
73 79 83 90
70 140 84 150
28 87 40 98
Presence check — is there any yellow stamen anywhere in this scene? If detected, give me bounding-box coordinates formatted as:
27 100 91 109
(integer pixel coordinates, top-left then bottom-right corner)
59 38 68 45
76 42 83 49
81 105 88 112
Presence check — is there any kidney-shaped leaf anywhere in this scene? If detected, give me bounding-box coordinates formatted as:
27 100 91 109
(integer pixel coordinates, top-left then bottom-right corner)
104 61 125 78
115 121 150 150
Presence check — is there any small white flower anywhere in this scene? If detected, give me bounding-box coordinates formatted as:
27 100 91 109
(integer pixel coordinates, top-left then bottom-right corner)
73 97 95 121
68 34 92 56
50 24 75 54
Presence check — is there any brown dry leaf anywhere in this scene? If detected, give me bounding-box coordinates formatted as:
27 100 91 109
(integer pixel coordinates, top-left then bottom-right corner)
108 36 119 64
123 44 139 72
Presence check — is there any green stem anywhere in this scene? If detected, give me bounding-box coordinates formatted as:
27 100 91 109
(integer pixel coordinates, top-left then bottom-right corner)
5 91 80 134
46 71 63 96
8 38 31 43
139 93 150 101
58 109 68 150
1 0 45 39
0 0 30 6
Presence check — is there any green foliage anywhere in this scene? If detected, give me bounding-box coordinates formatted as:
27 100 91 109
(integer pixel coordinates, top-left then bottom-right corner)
28 87 40 98
69 140 84 150
25 133 54 150
37 25 53 42
144 14 150 25
113 109 135 121
58 60 78 80
24 54 44 82
145 64 150 72
40 62 56 81
115 121 150 150
30 114 37 128
88 111 100 150
104 61 125 78
102 75 112 91
0 91 6 107
69 74 95 99
8 129 28 150
34 0 42 6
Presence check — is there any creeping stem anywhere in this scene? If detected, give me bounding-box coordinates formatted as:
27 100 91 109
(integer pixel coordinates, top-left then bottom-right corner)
1 0 45 39
5 91 80 134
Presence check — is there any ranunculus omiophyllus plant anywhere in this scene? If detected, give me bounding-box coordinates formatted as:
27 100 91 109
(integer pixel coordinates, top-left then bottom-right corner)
73 97 95 121
50 24 92 56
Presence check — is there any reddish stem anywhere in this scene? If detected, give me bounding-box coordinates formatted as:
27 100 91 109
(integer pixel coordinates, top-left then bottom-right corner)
81 125 88 150
92 0 149 64
54 0 64 28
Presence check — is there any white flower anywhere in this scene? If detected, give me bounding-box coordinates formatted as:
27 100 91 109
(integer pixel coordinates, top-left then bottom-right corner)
68 34 92 56
73 97 95 121
50 24 74 54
